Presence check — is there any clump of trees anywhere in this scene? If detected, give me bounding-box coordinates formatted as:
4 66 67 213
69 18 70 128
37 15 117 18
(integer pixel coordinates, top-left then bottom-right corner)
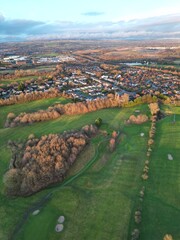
148 102 160 116
3 125 97 196
127 114 148 124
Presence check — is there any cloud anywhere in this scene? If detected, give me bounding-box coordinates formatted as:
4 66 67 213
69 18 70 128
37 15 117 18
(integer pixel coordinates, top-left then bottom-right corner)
0 13 45 35
0 13 180 42
0 12 5 21
82 11 105 16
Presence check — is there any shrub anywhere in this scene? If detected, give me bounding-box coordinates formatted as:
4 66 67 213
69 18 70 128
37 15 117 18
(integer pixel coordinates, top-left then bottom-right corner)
28 134 35 140
139 190 144 198
131 229 140 240
112 130 118 139
163 234 173 240
3 169 22 196
109 138 116 152
95 117 102 127
143 166 149 173
145 160 149 165
142 173 148 180
134 211 142 224
148 103 160 115
148 139 154 146
7 112 16 120
147 152 151 157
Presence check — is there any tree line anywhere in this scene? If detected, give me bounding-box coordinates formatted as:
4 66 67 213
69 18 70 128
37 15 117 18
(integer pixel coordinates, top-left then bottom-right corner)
5 94 129 127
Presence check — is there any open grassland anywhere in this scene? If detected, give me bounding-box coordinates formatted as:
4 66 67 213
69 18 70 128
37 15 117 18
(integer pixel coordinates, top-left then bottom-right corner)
0 103 179 240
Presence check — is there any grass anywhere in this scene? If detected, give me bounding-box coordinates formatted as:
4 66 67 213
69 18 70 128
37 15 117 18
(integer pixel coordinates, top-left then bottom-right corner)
0 76 38 86
149 63 180 70
0 97 71 128
139 106 180 240
13 115 149 240
0 103 179 240
33 53 59 57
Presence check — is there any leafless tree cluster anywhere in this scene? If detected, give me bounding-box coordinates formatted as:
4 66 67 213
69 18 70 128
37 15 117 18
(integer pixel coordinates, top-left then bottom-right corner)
3 125 97 196
0 88 61 106
127 114 148 124
5 94 129 127
109 131 118 152
148 102 160 116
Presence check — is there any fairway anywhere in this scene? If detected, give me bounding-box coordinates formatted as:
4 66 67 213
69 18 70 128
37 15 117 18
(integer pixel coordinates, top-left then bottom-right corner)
0 97 71 128
139 106 180 240
0 103 179 240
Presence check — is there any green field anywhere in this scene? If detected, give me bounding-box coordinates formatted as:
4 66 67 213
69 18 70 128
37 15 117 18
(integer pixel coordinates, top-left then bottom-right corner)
0 76 38 86
0 97 71 128
0 102 179 240
0 65 56 86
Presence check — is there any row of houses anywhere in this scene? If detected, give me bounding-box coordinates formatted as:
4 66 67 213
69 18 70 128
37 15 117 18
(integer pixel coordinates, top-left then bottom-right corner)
0 64 179 101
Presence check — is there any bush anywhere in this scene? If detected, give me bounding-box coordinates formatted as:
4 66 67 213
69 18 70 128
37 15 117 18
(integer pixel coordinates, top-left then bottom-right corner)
95 117 102 127
109 138 116 152
131 229 140 240
112 130 118 139
7 112 16 120
142 173 148 180
3 169 22 195
134 211 142 224
147 152 151 157
163 234 173 240
148 139 154 146
28 134 35 140
148 103 160 115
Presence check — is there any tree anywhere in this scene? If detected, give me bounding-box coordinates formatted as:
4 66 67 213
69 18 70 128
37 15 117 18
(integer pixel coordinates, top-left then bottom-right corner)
95 117 102 127
3 169 22 195
109 138 116 152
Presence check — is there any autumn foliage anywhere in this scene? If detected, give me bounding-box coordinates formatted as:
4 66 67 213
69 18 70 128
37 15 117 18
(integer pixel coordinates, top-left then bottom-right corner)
3 125 97 196
127 114 148 124
148 102 160 116
5 94 129 127
109 130 118 152
0 88 61 107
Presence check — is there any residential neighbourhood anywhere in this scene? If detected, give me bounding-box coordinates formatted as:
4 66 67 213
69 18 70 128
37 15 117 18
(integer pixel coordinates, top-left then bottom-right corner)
0 63 179 102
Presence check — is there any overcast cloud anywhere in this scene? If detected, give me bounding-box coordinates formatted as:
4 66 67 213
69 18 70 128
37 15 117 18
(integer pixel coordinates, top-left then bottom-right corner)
0 13 179 41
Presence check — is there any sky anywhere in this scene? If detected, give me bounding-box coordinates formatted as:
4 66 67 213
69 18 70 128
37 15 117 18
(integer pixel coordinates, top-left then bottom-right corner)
0 0 180 41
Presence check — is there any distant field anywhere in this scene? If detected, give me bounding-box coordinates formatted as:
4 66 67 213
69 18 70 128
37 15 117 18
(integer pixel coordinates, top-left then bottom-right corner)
0 65 56 86
149 63 180 69
0 104 179 240
33 53 59 57
0 76 38 86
